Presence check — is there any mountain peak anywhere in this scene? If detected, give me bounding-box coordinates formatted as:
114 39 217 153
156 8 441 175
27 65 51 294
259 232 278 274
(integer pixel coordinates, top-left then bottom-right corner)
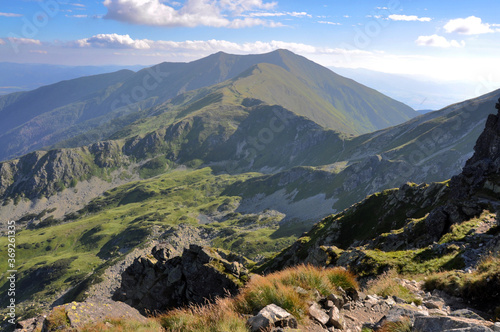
450 97 500 198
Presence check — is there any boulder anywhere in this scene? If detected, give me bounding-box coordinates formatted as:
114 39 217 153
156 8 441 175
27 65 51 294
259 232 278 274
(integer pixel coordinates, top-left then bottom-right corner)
328 306 344 329
247 304 297 332
450 309 485 321
327 293 345 310
309 302 329 326
414 316 494 332
114 244 248 313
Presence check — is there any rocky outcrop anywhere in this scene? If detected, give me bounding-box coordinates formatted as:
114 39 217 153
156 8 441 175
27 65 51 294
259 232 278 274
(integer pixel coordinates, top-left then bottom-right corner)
113 244 249 313
15 300 146 332
0 141 128 201
243 279 495 332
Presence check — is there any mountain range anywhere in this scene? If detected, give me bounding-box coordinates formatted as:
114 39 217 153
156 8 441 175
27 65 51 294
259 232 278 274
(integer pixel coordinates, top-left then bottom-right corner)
0 50 499 329
0 50 415 162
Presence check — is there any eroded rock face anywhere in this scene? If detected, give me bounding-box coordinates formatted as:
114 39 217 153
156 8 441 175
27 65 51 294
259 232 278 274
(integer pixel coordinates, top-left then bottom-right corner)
113 244 248 313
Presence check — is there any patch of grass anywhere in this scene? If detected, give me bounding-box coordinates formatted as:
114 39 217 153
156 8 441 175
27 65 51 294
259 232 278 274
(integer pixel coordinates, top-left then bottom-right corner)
44 307 70 331
438 218 480 244
158 297 247 332
80 317 164 332
158 265 358 331
424 254 500 313
349 248 465 278
235 265 358 321
366 271 422 305
377 317 412 332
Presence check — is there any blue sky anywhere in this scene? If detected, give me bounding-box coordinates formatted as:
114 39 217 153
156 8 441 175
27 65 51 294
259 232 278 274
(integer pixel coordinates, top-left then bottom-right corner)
0 0 499 90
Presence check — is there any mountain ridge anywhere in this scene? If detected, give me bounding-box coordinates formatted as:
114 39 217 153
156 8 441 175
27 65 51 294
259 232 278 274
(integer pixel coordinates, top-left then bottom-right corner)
0 49 415 162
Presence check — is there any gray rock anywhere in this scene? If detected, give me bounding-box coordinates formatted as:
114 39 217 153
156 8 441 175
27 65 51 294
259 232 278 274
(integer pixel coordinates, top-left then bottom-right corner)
327 293 345 310
414 316 493 332
384 304 428 323
113 244 248 313
309 302 330 326
328 306 344 329
450 309 485 321
247 304 298 332
424 299 445 310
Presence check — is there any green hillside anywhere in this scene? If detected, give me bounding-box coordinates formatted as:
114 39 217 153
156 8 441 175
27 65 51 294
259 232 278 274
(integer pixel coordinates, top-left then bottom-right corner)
0 50 415 162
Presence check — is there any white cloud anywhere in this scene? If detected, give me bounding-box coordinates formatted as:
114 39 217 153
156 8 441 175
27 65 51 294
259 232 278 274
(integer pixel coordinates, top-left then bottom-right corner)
67 14 88 18
103 0 279 28
75 34 152 49
415 34 465 48
288 12 311 18
219 0 276 15
0 12 23 17
444 16 493 35
71 35 372 59
248 11 311 18
30 50 48 54
318 21 341 26
70 3 86 7
388 14 431 22
6 38 42 45
0 39 5 45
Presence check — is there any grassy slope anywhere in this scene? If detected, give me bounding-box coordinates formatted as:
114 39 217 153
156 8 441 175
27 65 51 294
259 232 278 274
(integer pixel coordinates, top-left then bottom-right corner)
0 168 317 313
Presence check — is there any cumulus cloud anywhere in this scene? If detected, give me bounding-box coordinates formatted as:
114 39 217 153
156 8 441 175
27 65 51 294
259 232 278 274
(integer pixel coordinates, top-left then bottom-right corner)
71 35 372 59
415 34 465 48
0 12 23 17
103 0 279 28
388 14 431 22
444 16 493 35
6 38 42 45
75 34 152 49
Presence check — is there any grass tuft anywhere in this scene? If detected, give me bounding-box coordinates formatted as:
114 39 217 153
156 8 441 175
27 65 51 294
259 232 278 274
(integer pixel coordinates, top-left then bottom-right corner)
377 317 412 332
235 265 358 321
158 297 247 332
366 271 422 305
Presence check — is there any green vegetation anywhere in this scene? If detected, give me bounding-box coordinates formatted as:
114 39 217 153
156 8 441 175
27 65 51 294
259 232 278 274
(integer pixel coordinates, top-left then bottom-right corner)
159 265 358 330
159 298 248 332
366 271 422 305
378 318 412 332
235 265 357 321
0 167 313 312
424 254 500 316
438 214 484 244
44 307 71 331
80 317 164 332
347 248 464 278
